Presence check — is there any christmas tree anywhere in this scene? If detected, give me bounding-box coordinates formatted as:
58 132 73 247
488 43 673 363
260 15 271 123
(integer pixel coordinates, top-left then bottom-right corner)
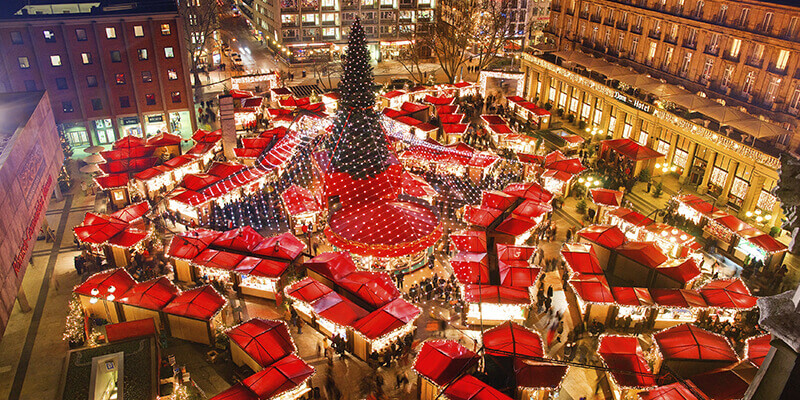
326 18 391 180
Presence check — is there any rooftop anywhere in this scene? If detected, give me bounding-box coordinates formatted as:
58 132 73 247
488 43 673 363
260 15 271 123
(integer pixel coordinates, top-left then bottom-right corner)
3 0 177 18
0 91 45 165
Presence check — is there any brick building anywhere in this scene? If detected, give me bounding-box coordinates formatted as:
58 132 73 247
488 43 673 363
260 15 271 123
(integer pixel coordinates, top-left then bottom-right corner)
0 0 196 148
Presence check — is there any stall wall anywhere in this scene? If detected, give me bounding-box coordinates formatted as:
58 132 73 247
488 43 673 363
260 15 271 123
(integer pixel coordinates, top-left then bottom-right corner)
121 305 164 331
79 296 122 323
231 341 264 372
167 314 211 345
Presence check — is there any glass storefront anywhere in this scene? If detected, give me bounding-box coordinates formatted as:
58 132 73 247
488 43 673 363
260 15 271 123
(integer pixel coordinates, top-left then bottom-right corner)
94 119 115 144
118 116 142 137
144 114 167 137
169 111 193 139
61 122 90 146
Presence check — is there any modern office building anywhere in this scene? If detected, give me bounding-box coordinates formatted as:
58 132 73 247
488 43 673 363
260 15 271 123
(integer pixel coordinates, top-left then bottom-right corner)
237 0 544 63
0 0 196 148
518 0 800 226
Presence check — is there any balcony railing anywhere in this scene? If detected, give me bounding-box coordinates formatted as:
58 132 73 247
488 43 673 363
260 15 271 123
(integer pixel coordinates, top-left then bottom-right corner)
616 21 628 30
670 5 683 15
779 27 798 41
682 39 697 50
579 11 589 19
648 29 661 40
767 62 788 76
722 52 740 62
689 10 704 21
630 25 642 34
664 35 677 44
704 45 719 56
604 18 615 26
755 22 773 35
745 57 763 68
590 14 602 23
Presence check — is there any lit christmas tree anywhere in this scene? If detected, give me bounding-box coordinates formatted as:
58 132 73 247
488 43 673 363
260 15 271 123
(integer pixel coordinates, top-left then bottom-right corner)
326 18 391 180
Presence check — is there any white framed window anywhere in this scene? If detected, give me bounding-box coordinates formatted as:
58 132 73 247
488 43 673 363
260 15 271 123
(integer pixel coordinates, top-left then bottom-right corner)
656 139 670 155
673 148 688 168
81 52 92 64
710 167 727 187
742 71 756 95
789 85 800 112
700 58 713 82
105 27 117 39
757 190 776 212
50 55 62 66
679 52 692 76
765 77 781 104
648 41 657 61
721 65 734 89
730 177 748 200
729 38 741 58
133 25 144 37
164 47 175 58
776 50 790 71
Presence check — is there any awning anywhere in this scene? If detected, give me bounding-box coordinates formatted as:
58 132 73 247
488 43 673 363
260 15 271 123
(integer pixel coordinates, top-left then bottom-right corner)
73 268 135 298
695 104 750 125
615 242 668 269
747 234 788 254
569 273 615 304
212 226 264 252
577 225 628 248
252 232 307 261
451 252 490 284
653 324 737 362
450 230 488 253
226 318 296 368
699 278 757 309
353 298 420 340
285 277 333 303
650 289 708 308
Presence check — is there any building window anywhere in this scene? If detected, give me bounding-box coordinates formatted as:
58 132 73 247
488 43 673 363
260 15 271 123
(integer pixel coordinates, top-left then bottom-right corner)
87 75 98 87
776 49 790 71
700 59 713 83
105 27 117 39
656 139 670 155
24 80 36 91
673 148 688 168
145 93 156 105
18 57 29 69
171 91 182 103
765 77 781 105
110 51 122 62
617 33 625 52
739 8 750 26
750 43 764 62
138 49 148 60
50 55 62 67
91 98 103 111
630 37 639 59
663 47 674 68
81 52 92 64
119 96 131 108
789 85 800 113
55 77 68 90
10 31 23 44
679 52 692 77
75 29 87 41
721 65 734 89
134 25 144 37
710 167 727 187
115 73 125 84
757 190 776 212
43 30 56 42
161 24 172 35
168 69 178 80
62 101 74 113
164 47 175 58
142 71 153 83
742 71 756 95
648 41 657 62
729 38 741 58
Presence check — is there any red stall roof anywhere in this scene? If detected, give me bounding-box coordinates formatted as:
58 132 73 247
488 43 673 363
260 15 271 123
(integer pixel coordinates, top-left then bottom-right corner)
234 257 290 278
481 115 508 125
113 135 147 149
213 226 264 253
590 188 624 208
305 252 358 281
147 132 183 147
401 101 429 113
483 321 544 358
168 229 221 260
440 113 465 124
578 225 628 248
209 384 258 400
443 123 469 135
545 157 586 174
498 260 540 287
74 268 135 298
194 249 246 271
689 360 756 400
424 95 455 105
414 340 477 386
712 212 752 233
118 277 179 310
569 273 615 304
135 165 172 181
699 278 757 309
611 208 655 227
468 151 499 168
437 105 459 114
284 277 333 303
338 271 401 308
252 232 306 261
675 194 719 215
107 228 149 248
496 244 536 262
612 287 655 307
514 359 568 389
602 138 664 161
616 242 669 269
163 154 198 168
353 298 420 340
451 230 488 253
182 173 222 191
503 182 554 203
464 205 503 227
281 185 322 216
451 252 490 284
542 169 573 182
73 213 128 244
383 90 406 99
656 258 702 284
399 171 438 199
110 201 150 223
481 190 517 211
192 129 223 143
561 243 603 274
495 215 538 237
242 354 314 399
745 334 771 367
163 285 226 320
312 292 369 326
650 289 708 308
598 335 657 388
94 174 130 190
463 285 530 305
105 319 157 343
747 234 788 254
654 324 737 362
512 200 551 221
637 382 709 400
226 318 296 368
444 375 514 400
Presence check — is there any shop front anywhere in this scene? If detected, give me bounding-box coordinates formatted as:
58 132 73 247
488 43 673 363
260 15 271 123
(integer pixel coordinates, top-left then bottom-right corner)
169 111 193 139
144 114 167 137
93 118 116 145
60 122 91 147
118 116 143 138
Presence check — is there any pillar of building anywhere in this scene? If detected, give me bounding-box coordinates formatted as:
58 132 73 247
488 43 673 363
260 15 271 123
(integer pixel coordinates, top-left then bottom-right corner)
16 286 31 313
740 173 766 218
666 130 678 165
600 104 613 135
219 94 236 160
678 141 697 184
697 152 716 194
717 160 739 205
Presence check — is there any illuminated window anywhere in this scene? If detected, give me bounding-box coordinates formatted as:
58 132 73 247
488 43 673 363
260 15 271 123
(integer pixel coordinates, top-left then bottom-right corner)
710 167 727 187
81 52 92 64
115 73 125 84
18 57 29 69
161 24 172 35
142 71 152 83
43 30 56 42
164 47 174 58
729 38 741 58
75 29 87 41
105 27 117 39
50 55 62 66
776 50 790 71
171 91 181 103
134 25 144 37
138 48 148 60
145 93 156 105
168 69 178 80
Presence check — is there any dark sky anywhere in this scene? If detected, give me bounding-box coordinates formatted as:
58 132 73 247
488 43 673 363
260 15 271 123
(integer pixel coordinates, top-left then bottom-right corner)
0 1 22 16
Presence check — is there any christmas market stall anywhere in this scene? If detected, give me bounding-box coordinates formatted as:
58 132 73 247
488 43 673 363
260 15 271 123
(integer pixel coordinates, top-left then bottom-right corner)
611 286 655 326
116 276 179 331
688 360 757 400
380 90 408 109
73 268 136 323
161 285 227 345
650 289 708 329
444 375 514 400
597 335 658 397
600 138 664 177
146 131 183 159
566 273 616 326
497 243 539 288
281 184 324 232
605 208 654 241
589 188 623 223
652 324 738 378
413 340 478 400
238 354 314 400
642 224 701 260
97 135 159 208
462 284 531 326
577 225 628 268
698 278 757 323
283 277 333 324
73 201 153 268
608 242 668 287
744 334 771 367
226 318 296 372
352 298 420 360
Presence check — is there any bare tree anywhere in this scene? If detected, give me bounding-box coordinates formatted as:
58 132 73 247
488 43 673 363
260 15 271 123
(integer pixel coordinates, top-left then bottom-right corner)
471 0 518 72
311 58 342 91
395 22 433 84
178 0 219 89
